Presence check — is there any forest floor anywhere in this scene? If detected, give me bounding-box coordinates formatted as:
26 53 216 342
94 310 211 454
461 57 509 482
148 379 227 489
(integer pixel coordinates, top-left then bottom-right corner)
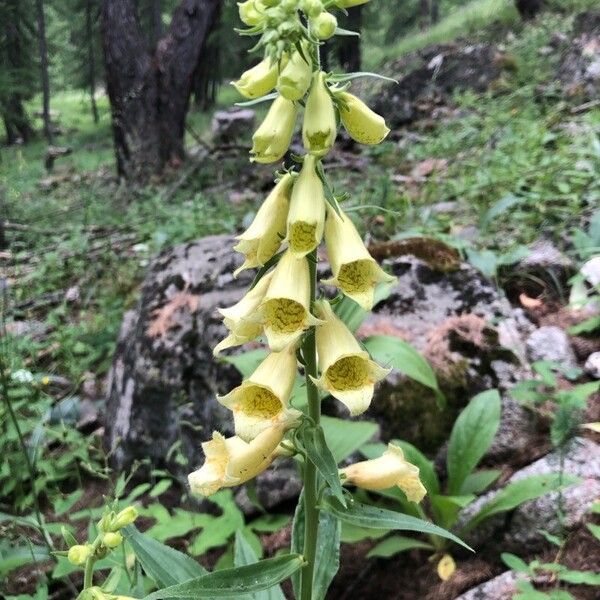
1 4 600 600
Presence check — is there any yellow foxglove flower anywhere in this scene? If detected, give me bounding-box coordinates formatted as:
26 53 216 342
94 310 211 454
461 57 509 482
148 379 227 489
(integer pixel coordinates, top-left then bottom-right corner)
338 91 390 145
322 208 395 310
303 71 336 156
251 95 297 163
218 346 302 441
233 174 293 275
286 154 326 257
335 0 370 7
233 57 279 99
310 12 337 40
312 300 390 415
213 271 273 356
238 0 265 26
340 444 427 502
188 425 287 496
256 250 322 350
277 48 313 101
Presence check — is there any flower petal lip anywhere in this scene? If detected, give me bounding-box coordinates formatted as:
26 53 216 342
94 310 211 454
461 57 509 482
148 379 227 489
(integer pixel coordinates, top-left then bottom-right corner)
322 207 396 310
217 347 302 441
312 300 390 415
286 154 326 257
233 56 279 99
338 91 390 145
256 250 323 351
340 443 427 503
302 71 337 156
233 174 293 275
251 95 297 163
213 271 273 356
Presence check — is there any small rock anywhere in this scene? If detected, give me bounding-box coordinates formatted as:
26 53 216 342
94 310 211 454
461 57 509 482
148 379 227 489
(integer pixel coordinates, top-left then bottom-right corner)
584 351 600 378
526 326 577 368
581 256 600 287
211 109 255 144
455 570 519 600
520 239 573 270
430 200 459 215
65 285 80 304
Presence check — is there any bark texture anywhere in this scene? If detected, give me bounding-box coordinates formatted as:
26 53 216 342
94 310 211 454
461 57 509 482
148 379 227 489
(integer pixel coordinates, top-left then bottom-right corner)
101 0 220 181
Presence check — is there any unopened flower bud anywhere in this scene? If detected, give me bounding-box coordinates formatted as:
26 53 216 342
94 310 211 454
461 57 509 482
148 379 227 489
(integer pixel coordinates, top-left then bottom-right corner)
238 0 265 26
310 11 337 40
301 0 323 17
112 506 138 529
103 531 123 548
68 544 92 565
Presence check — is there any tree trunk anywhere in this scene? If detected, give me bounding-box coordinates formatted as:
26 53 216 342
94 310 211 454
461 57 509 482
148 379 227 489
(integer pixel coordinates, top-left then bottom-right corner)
102 0 219 182
3 95 35 144
515 0 544 19
150 0 162 46
337 5 362 72
85 0 99 124
35 0 52 144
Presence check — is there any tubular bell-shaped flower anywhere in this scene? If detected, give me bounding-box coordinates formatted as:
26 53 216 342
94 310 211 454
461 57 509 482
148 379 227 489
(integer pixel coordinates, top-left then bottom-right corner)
256 250 322 351
213 272 273 356
218 346 302 441
188 425 287 497
251 95 297 163
233 174 293 275
322 207 396 310
277 46 313 101
340 444 427 503
303 71 337 156
233 56 279 99
286 154 326 257
312 300 390 415
337 91 390 145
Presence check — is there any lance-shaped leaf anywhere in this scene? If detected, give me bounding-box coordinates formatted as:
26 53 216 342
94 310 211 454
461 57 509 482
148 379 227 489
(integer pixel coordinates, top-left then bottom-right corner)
301 424 346 507
142 555 304 599
323 497 472 551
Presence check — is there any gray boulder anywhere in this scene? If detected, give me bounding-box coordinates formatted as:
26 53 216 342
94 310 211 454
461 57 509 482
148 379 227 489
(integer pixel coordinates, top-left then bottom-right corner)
584 351 600 379
211 109 255 144
525 326 577 368
455 571 519 600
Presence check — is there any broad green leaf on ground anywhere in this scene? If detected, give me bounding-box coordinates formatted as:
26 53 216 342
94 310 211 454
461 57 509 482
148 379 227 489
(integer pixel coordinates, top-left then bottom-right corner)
142 555 304 599
340 522 389 544
234 531 285 600
501 552 530 573
122 525 206 587
430 494 476 530
363 335 443 405
333 284 393 333
0 542 50 577
447 389 501 495
464 474 579 532
460 469 502 495
367 535 434 558
300 425 346 506
321 416 378 462
558 570 600 585
324 497 472 551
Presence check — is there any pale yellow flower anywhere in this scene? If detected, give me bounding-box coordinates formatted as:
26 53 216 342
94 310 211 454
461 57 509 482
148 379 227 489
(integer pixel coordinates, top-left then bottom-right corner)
312 300 390 415
233 57 279 99
340 444 427 503
303 71 336 156
233 174 293 275
188 425 287 496
251 95 297 163
256 250 322 351
277 47 313 101
286 154 326 257
218 346 302 441
310 12 337 40
322 207 395 310
213 271 273 356
338 91 390 145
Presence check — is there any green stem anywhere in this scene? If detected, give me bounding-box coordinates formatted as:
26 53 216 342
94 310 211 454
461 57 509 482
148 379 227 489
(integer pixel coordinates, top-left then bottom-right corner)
83 556 94 589
301 248 320 600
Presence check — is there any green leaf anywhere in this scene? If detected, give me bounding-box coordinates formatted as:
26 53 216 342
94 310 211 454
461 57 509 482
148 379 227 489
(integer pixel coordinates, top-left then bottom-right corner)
142 555 304 599
333 26 360 37
234 531 285 600
333 284 393 333
122 525 207 587
558 570 600 585
367 535 434 558
0 542 50 577
430 494 475 530
301 425 346 507
464 474 579 532
447 389 501 495
340 522 389 544
324 497 472 551
586 523 600 541
235 92 278 107
321 416 378 462
248 514 290 533
150 479 173 498
290 494 341 600
363 335 444 406
501 552 530 573
460 469 502 495
568 315 600 335
328 71 398 84
480 194 522 230
222 350 268 378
